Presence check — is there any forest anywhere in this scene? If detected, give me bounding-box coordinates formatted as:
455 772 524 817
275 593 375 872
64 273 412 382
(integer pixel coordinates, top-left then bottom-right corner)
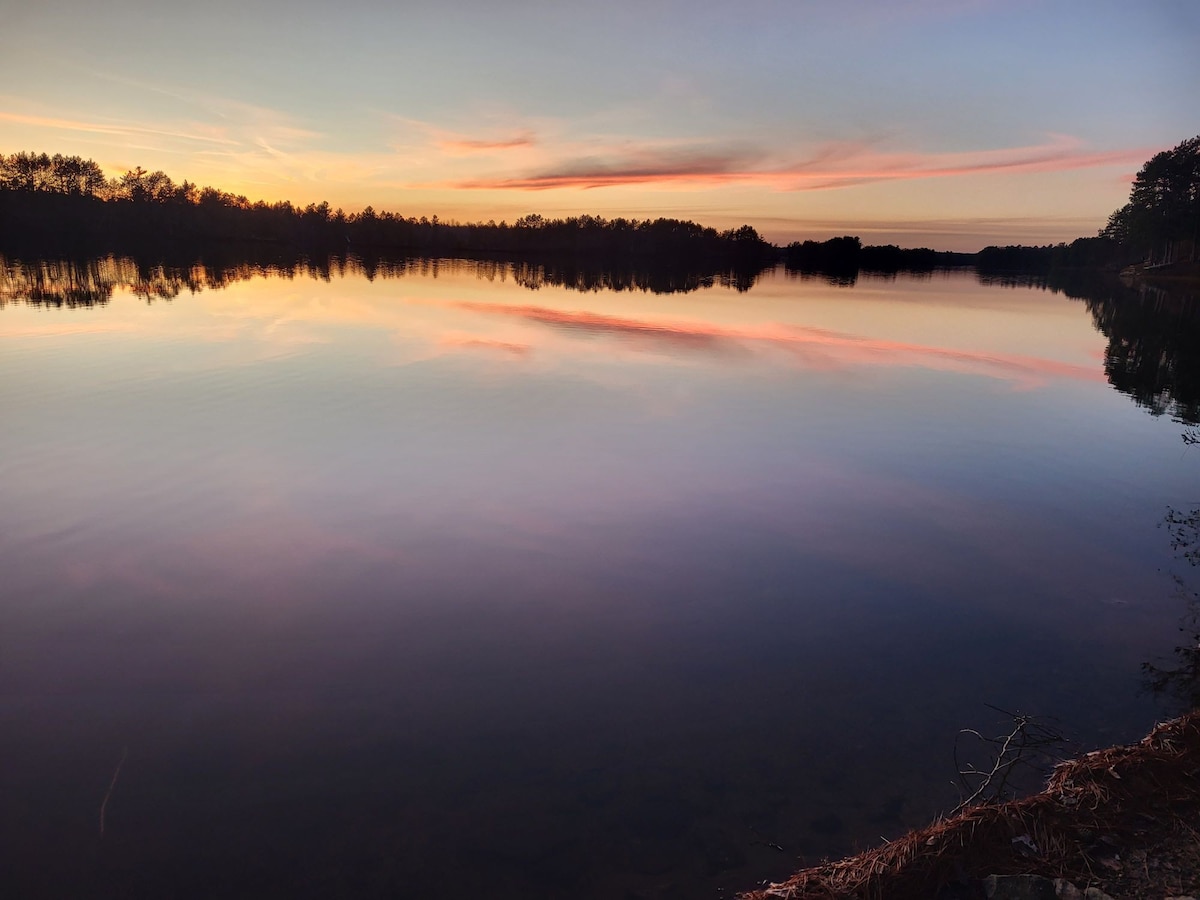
2 136 1198 278
0 151 775 268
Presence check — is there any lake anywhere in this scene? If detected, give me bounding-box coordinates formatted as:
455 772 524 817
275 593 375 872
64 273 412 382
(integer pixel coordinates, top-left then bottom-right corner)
1 255 1196 899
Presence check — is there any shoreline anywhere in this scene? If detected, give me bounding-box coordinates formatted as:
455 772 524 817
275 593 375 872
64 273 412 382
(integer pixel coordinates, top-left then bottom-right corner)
741 711 1200 900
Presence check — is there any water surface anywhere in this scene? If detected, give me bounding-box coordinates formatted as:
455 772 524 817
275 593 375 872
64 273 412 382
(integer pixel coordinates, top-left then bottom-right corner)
1 257 1195 899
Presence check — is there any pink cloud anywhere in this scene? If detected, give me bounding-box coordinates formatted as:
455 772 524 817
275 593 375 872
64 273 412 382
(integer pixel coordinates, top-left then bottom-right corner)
446 135 1150 192
436 131 537 154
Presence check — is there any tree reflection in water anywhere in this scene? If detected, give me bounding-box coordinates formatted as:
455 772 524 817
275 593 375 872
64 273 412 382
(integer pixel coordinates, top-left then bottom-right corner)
982 270 1200 426
1145 448 1200 713
0 249 768 311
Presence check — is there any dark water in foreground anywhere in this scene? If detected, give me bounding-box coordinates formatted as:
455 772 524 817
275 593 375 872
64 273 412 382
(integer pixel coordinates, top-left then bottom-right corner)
1 257 1197 899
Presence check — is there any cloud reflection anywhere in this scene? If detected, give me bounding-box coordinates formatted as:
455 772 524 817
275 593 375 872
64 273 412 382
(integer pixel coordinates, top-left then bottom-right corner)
449 300 1104 387
438 335 532 357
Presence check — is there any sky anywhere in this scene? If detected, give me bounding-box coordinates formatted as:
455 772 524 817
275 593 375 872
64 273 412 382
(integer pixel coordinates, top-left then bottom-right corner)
1 0 1196 251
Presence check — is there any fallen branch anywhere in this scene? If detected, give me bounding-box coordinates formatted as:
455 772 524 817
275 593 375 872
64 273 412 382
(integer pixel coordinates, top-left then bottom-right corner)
952 706 1068 813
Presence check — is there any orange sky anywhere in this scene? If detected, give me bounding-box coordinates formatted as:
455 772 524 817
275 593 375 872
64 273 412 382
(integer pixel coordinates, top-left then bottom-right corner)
2 0 1196 249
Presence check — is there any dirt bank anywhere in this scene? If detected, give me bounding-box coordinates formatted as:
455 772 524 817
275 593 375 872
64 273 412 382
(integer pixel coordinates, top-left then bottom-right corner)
741 712 1200 900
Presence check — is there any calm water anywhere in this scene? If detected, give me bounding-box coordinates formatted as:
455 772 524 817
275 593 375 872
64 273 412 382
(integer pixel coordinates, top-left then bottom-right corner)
1 257 1196 899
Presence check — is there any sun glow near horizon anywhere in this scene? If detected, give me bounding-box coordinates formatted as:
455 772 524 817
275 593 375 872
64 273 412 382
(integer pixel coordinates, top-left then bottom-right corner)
2 0 1195 251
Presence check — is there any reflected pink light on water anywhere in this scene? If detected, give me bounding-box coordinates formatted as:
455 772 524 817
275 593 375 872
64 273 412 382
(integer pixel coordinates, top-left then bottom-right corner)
447 299 1105 388
437 334 533 356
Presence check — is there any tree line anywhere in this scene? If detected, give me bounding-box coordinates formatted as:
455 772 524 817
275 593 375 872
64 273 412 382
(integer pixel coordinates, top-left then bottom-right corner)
782 234 974 279
0 151 776 269
6 137 1197 278
977 135 1200 275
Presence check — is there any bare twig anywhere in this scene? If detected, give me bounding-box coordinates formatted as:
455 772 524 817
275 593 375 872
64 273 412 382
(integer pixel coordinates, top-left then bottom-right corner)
99 747 128 838
742 711 1200 900
952 709 1068 814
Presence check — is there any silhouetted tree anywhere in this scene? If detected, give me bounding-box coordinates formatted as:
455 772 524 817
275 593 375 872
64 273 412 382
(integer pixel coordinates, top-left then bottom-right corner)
47 154 106 196
1102 135 1200 265
0 151 53 191
1 149 775 279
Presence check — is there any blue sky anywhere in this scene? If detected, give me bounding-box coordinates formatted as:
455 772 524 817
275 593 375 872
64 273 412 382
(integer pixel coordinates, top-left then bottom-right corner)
2 0 1196 249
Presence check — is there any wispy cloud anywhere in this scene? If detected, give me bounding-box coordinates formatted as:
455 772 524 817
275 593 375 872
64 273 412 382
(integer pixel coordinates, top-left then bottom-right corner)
450 144 761 190
446 135 1149 192
0 84 338 196
76 73 323 143
437 131 537 155
386 114 540 157
0 110 238 146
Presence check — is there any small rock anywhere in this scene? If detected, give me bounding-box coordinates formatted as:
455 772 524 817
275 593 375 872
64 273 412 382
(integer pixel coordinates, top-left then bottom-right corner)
1083 889 1115 900
1053 878 1084 900
1012 833 1040 855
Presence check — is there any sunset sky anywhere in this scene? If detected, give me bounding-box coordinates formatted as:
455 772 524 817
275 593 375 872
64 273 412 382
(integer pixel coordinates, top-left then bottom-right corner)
2 0 1196 250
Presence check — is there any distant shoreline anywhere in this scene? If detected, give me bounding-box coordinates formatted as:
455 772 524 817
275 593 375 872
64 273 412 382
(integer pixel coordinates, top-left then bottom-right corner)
5 144 1197 284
